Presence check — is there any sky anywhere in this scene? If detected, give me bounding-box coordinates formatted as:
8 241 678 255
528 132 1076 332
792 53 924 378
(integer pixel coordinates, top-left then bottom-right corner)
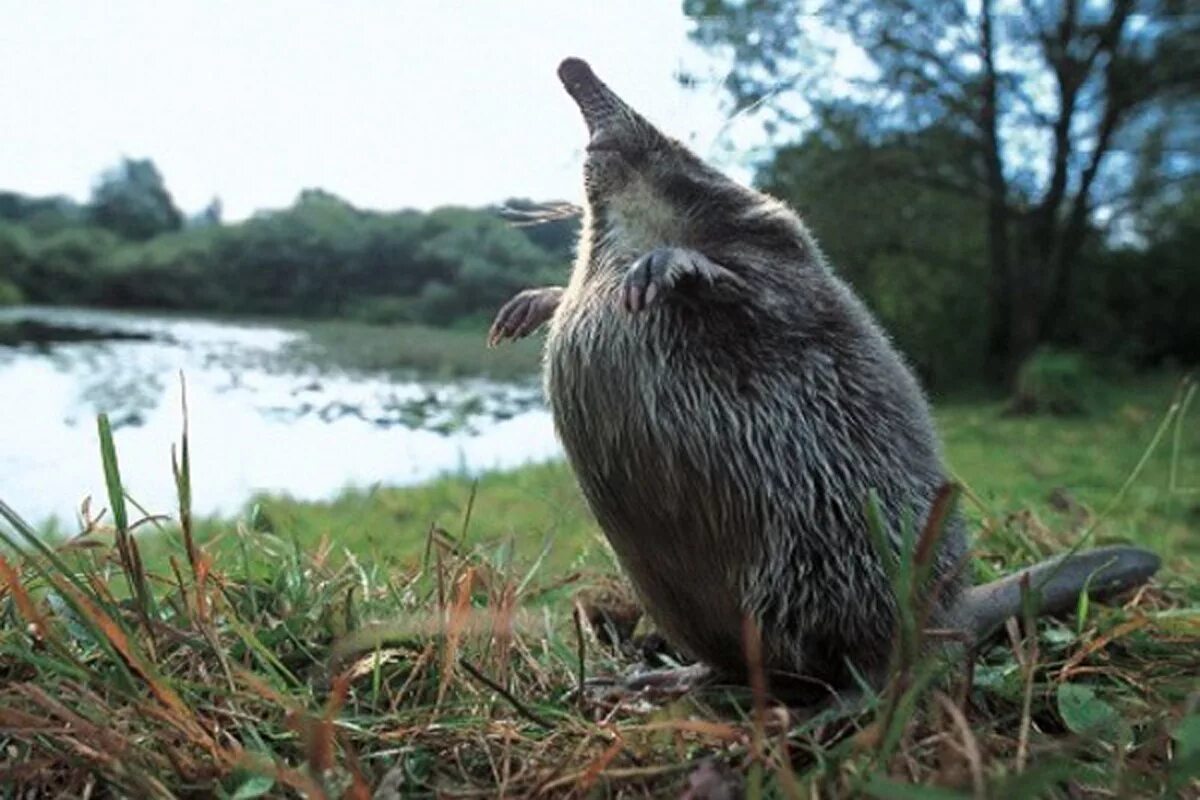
0 1 752 220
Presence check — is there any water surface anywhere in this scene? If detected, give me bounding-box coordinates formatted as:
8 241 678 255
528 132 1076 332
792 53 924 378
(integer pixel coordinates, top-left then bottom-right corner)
0 307 560 528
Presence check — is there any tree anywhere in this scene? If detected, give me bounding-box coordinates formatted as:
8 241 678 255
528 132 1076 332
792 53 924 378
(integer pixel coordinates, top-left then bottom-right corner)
190 197 223 228
88 158 183 241
685 0 1199 380
759 105 990 386
0 222 34 304
0 192 85 235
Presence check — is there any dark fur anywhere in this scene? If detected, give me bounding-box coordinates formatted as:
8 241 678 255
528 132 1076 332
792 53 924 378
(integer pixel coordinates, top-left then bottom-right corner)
492 58 1160 699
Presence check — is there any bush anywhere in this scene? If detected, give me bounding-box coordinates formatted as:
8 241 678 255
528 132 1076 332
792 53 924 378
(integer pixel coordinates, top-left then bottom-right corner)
21 227 120 304
1068 195 1200 368
0 279 23 306
347 295 417 325
1009 348 1098 416
866 252 989 389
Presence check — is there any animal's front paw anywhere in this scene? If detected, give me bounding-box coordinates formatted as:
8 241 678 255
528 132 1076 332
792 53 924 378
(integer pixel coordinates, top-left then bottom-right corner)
621 247 727 313
620 247 688 312
487 286 564 346
622 247 669 313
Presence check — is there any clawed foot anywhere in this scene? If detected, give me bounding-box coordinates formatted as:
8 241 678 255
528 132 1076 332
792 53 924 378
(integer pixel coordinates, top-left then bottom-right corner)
625 663 715 691
487 286 564 346
622 247 724 313
578 663 716 704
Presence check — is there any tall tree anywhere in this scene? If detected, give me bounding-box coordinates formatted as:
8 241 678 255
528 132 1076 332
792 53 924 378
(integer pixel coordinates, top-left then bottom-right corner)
685 0 1199 379
758 105 991 387
89 158 183 241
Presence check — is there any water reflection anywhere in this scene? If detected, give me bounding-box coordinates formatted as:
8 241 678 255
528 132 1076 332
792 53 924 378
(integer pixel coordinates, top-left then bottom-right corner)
0 307 560 527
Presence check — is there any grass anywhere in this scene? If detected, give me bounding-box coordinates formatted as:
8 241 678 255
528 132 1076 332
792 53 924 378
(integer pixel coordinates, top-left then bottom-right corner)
0 373 1197 797
238 461 600 575
940 373 1200 567
283 318 544 382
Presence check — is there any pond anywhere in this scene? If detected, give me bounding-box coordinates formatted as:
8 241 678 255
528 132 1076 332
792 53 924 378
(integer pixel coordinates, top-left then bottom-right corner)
0 306 560 528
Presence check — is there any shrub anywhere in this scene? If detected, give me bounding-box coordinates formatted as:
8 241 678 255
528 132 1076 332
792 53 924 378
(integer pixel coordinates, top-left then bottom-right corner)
0 279 23 306
1009 348 1098 416
21 227 120 304
347 295 417 325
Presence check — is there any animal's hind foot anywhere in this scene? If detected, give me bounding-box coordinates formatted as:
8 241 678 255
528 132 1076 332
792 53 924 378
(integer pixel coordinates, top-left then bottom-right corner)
578 663 716 705
624 662 714 692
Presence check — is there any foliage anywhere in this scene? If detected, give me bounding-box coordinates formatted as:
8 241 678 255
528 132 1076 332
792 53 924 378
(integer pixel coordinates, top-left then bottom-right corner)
760 107 990 386
752 105 1199 387
0 280 22 306
1 168 574 329
685 0 1200 379
1010 349 1098 416
88 158 183 241
1069 190 1200 366
0 223 33 300
21 226 121 305
0 191 85 235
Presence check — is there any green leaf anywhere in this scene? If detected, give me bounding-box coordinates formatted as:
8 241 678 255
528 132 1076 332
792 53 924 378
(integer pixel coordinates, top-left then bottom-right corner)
229 775 275 800
865 775 969 799
1173 714 1200 759
97 413 128 534
973 661 1023 701
1170 715 1200 792
1075 583 1090 635
1041 624 1077 646
1056 682 1128 745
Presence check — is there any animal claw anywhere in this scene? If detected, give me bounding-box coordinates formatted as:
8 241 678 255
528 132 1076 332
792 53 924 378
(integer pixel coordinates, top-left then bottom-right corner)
622 247 673 314
487 287 564 345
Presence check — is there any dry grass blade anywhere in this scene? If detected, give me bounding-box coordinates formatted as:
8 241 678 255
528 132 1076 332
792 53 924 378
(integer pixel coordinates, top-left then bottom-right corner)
53 579 193 722
579 734 626 792
458 657 555 729
1057 615 1150 681
0 555 49 640
933 690 984 799
437 565 476 706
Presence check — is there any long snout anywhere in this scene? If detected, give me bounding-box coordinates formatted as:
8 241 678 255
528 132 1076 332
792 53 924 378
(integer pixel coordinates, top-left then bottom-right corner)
557 58 631 136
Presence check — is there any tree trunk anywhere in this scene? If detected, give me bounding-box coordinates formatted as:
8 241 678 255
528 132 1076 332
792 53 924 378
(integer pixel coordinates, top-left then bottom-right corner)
1009 236 1044 374
980 0 1016 383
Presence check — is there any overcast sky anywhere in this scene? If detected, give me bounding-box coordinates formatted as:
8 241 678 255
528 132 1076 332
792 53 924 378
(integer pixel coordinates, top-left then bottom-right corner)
0 1 756 220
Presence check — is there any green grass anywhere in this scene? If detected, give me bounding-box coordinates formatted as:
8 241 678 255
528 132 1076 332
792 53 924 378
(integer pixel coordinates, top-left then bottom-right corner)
240 461 601 575
0 373 1197 797
940 373 1199 567
282 318 544 382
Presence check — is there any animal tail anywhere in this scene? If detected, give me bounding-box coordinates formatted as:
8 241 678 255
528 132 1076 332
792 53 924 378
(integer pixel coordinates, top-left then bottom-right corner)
960 545 1161 642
